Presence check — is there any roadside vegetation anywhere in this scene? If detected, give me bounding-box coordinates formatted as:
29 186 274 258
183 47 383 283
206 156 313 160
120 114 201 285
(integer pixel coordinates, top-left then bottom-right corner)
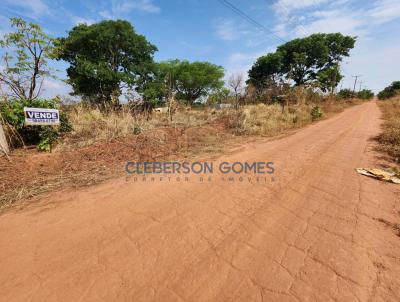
378 81 400 100
0 17 373 208
376 82 400 163
376 93 400 163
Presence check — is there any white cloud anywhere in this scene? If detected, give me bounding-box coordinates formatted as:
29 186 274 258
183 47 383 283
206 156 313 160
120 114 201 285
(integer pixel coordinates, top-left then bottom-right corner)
224 50 272 81
2 0 51 18
42 79 72 98
99 0 160 19
341 43 400 93
215 19 247 41
273 0 400 39
369 0 400 24
68 15 96 26
274 0 329 16
215 18 278 47
132 0 160 13
297 9 365 37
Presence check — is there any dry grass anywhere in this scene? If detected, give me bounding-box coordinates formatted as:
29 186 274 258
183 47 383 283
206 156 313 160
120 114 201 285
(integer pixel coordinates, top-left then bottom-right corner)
221 103 309 135
58 106 142 150
57 99 360 150
220 100 358 136
377 96 400 163
57 105 222 150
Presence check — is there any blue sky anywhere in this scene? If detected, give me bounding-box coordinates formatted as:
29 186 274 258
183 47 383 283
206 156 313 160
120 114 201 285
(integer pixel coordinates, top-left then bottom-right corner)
1 0 399 97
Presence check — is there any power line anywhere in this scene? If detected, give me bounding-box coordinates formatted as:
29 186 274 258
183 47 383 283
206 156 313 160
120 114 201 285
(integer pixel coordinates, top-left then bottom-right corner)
352 75 362 93
358 80 364 92
267 0 310 37
217 0 286 44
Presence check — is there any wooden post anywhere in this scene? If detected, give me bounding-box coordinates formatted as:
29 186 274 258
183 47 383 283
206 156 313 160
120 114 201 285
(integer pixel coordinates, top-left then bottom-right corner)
0 121 10 155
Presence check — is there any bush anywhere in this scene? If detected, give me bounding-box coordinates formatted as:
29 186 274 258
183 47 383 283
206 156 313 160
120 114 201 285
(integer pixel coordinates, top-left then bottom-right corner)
0 98 72 151
310 106 323 120
337 89 356 99
378 81 400 100
357 89 374 100
376 97 400 161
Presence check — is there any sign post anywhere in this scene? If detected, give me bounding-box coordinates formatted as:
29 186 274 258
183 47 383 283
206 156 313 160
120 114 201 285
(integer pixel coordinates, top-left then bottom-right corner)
24 107 60 126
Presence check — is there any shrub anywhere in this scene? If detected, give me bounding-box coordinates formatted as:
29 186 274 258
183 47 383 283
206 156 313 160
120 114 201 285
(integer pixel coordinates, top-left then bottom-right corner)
310 106 323 120
337 89 356 99
221 103 311 135
357 89 374 100
378 81 400 100
376 97 400 161
0 98 72 151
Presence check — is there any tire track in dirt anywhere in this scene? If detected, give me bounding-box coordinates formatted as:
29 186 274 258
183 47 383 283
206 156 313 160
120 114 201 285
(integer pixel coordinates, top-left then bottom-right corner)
0 101 399 301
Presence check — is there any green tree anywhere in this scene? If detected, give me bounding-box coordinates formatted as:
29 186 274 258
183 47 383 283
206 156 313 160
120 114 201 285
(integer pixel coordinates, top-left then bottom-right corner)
277 34 329 85
316 64 343 93
338 88 356 99
248 33 356 89
378 81 400 100
134 60 180 110
357 89 374 100
146 60 225 105
0 18 55 101
207 87 230 106
247 52 283 88
56 20 157 107
174 60 225 105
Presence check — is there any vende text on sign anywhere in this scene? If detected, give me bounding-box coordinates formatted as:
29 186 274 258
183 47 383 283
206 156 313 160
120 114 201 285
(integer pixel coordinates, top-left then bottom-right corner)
24 107 60 126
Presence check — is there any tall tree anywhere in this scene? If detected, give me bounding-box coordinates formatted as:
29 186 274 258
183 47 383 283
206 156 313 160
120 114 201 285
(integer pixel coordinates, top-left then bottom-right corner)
277 33 329 85
248 33 356 89
174 60 225 105
0 18 55 101
316 64 343 93
55 20 157 107
146 60 225 105
247 52 283 88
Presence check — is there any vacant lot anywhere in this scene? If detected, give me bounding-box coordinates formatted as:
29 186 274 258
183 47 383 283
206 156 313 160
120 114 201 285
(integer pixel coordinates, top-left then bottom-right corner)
0 100 358 209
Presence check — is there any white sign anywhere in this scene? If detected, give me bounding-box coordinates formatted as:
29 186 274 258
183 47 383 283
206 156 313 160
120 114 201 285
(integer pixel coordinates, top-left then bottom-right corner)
24 107 60 126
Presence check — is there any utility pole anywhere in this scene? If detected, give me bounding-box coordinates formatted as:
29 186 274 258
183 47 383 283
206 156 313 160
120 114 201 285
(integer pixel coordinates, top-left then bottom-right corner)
352 75 362 94
358 80 364 92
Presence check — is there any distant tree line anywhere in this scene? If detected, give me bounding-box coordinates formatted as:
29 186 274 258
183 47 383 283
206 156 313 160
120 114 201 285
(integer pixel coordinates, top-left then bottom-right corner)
337 88 374 100
378 81 400 100
1 17 382 112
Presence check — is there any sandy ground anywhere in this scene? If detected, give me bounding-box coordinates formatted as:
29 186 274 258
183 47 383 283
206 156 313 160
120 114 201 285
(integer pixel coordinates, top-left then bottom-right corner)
1 101 399 301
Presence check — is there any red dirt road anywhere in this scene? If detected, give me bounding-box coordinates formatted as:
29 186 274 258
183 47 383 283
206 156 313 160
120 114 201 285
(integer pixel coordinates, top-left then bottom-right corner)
1 101 400 301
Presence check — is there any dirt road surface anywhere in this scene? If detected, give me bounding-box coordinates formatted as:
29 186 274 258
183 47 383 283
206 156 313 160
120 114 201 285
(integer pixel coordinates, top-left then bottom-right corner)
1 101 400 301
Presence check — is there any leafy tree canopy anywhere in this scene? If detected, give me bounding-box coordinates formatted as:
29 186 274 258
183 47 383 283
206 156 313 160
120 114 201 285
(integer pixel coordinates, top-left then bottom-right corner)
378 81 400 100
357 89 374 100
55 19 157 106
142 60 225 105
338 88 356 99
0 17 55 101
317 64 343 93
248 33 356 90
173 60 225 104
